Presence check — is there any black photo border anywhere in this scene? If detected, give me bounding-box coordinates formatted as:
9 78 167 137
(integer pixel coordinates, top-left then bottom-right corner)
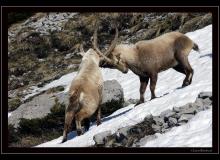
1 6 219 155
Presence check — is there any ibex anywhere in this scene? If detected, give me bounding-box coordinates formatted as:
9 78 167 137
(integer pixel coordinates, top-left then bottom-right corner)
61 34 120 143
94 24 199 106
61 47 103 143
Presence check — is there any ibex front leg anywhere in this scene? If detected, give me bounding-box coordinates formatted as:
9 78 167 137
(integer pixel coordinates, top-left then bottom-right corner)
149 73 158 100
135 76 149 106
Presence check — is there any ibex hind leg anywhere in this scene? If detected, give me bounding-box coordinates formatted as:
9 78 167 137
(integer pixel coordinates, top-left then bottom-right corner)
96 106 102 125
84 118 90 132
62 111 74 143
175 53 194 87
149 73 158 100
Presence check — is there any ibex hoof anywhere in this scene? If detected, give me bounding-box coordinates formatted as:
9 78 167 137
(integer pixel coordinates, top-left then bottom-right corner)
182 82 190 88
77 129 82 136
61 137 67 143
97 121 101 126
150 96 157 100
134 101 144 107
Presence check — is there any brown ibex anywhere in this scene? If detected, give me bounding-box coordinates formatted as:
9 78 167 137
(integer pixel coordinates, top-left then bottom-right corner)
94 23 199 106
61 32 121 143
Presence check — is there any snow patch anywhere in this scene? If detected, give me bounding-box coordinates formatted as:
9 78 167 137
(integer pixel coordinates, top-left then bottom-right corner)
142 109 212 147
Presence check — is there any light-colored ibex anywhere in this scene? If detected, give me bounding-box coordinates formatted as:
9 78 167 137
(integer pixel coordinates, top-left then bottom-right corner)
94 23 200 106
61 47 104 143
61 32 121 143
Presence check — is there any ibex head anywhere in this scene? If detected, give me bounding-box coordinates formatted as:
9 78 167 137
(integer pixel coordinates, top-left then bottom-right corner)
92 22 129 73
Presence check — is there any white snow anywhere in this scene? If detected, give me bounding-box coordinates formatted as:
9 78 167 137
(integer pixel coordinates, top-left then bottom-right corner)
8 112 12 118
142 109 212 147
33 25 212 147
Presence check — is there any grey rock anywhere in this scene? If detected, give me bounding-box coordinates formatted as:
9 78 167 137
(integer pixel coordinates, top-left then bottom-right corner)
8 91 68 128
202 97 212 106
193 97 204 108
160 109 176 118
100 80 124 116
172 113 181 119
161 128 171 133
101 80 124 104
93 131 112 145
198 92 212 99
168 117 178 127
153 116 164 126
178 104 197 115
152 124 161 132
178 104 191 111
162 122 169 129
178 114 194 123
117 126 132 137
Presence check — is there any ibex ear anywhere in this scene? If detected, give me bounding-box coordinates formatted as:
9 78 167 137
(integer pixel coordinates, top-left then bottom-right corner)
78 44 85 57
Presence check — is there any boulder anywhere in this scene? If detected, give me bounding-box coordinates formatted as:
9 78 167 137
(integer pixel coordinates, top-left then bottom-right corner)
153 116 164 126
160 109 176 122
168 117 178 127
8 91 68 128
117 126 132 138
198 92 212 99
178 114 194 123
93 130 112 146
152 124 162 133
100 80 124 116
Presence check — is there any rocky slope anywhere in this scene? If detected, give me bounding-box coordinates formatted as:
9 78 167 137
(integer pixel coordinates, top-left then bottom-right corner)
93 92 212 147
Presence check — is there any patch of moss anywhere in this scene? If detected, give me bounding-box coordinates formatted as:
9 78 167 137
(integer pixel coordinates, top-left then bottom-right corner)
101 98 124 117
50 31 78 52
8 124 20 144
8 97 22 111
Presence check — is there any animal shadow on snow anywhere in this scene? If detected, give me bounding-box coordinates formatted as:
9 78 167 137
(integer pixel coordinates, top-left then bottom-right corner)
60 131 78 143
102 108 133 122
199 53 212 58
61 108 133 142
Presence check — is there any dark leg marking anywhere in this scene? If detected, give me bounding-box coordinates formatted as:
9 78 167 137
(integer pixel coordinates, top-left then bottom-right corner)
84 118 90 132
96 106 102 126
135 76 149 106
149 73 158 100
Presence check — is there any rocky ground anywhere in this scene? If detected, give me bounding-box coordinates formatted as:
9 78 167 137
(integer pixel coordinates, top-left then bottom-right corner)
93 92 212 147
